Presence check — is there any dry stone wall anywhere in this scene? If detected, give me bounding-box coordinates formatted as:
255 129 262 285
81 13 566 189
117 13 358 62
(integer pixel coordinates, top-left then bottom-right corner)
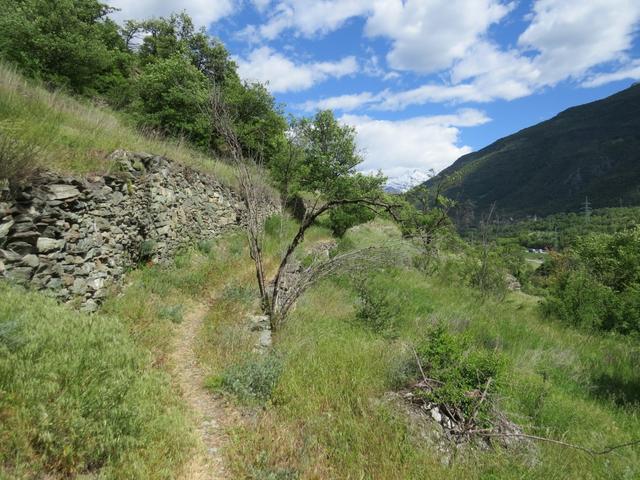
0 151 246 311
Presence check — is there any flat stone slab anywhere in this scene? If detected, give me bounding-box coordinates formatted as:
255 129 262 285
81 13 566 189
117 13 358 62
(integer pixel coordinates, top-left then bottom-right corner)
47 184 81 201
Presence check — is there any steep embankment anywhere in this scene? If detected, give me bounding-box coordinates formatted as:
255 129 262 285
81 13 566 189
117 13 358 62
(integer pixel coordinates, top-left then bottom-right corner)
427 83 640 218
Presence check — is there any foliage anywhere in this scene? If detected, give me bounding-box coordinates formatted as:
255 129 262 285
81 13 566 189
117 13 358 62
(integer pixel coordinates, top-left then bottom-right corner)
0 283 192 478
543 227 640 333
199 224 640 479
132 55 211 146
271 110 387 236
209 353 283 404
354 277 398 336
412 323 503 420
480 206 640 250
0 0 132 100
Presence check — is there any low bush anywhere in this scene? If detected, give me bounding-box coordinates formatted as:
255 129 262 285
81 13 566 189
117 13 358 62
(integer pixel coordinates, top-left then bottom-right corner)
411 323 504 421
543 227 640 334
354 278 398 336
208 353 283 404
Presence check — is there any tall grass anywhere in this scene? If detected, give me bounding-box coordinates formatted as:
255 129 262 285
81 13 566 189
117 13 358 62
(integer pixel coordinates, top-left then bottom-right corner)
0 283 194 479
0 63 237 187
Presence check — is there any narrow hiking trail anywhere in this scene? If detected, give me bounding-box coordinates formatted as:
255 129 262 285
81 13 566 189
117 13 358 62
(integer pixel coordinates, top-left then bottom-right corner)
172 303 236 480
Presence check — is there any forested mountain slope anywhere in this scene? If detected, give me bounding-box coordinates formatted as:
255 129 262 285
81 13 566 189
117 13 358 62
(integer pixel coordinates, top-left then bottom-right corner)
427 84 640 218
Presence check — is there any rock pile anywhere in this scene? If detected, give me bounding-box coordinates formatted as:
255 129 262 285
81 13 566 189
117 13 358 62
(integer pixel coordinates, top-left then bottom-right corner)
0 151 244 311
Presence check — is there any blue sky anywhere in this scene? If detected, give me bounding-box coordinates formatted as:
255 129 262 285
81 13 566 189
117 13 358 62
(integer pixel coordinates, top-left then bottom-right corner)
111 0 640 182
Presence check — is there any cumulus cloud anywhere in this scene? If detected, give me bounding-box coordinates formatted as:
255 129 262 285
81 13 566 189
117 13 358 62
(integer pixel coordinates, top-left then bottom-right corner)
109 0 234 26
296 92 379 112
519 0 640 85
340 110 490 179
244 0 371 40
582 60 640 88
365 0 512 73
235 47 358 93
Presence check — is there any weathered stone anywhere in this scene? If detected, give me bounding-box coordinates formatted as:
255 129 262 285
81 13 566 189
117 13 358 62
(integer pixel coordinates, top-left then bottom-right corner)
47 184 81 201
46 277 63 289
6 267 34 283
1 248 24 262
430 408 443 423
37 237 66 253
259 330 272 348
71 278 88 295
87 277 105 291
81 299 99 313
6 242 34 255
22 254 40 268
0 260 4 274
0 220 14 238
0 150 279 310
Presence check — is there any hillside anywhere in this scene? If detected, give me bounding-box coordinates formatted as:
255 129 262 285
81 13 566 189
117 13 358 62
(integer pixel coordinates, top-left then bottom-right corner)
0 63 236 185
427 84 640 218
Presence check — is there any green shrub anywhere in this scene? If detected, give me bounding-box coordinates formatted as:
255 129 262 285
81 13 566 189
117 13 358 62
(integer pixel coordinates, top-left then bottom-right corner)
138 239 157 262
412 324 503 420
208 353 283 404
354 279 398 336
543 227 640 334
131 55 211 147
0 283 191 478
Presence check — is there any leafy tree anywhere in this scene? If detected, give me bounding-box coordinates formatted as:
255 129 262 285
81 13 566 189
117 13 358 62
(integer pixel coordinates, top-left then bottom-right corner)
132 55 211 146
122 12 236 85
271 110 387 236
223 80 288 166
544 227 640 333
125 12 287 159
0 0 131 99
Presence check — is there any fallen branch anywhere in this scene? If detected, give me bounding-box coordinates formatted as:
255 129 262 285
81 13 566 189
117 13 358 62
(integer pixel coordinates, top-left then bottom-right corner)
466 377 492 428
467 430 640 456
411 346 444 387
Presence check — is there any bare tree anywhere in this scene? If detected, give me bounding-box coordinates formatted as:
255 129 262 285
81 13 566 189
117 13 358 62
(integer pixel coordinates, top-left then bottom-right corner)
209 89 402 331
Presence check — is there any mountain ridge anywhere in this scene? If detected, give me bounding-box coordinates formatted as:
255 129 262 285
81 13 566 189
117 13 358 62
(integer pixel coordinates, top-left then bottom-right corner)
425 83 640 218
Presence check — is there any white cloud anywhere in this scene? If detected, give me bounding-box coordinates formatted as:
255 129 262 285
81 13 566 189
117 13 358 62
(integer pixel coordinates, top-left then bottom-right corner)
582 60 640 88
353 0 640 111
109 0 234 27
365 0 512 73
235 47 358 93
340 109 490 179
297 92 379 112
247 0 371 40
519 0 640 85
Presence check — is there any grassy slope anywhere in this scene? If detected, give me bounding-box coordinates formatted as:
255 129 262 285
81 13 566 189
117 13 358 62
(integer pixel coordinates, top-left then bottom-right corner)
194 219 640 479
3 217 637 478
0 283 193 479
0 63 237 186
0 238 247 478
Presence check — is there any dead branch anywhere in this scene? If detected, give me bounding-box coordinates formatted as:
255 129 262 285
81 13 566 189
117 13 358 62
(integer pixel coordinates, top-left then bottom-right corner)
467 430 640 456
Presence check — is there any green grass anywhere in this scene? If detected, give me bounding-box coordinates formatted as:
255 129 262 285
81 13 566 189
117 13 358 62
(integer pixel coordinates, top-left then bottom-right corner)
0 62 237 187
0 283 194 479
0 238 250 479
193 219 640 479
